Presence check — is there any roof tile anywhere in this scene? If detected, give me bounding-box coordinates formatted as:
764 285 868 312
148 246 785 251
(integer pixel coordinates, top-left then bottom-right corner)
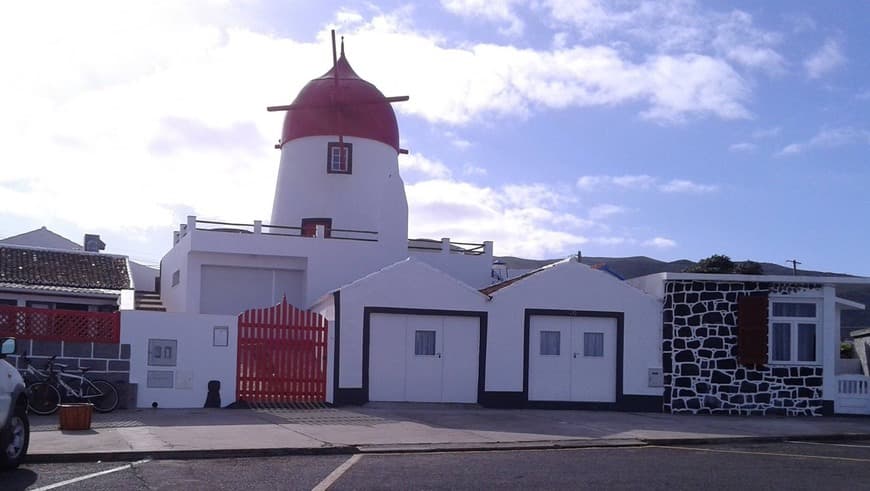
0 246 130 290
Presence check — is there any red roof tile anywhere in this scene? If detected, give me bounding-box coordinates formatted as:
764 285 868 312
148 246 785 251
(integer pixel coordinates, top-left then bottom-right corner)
0 246 130 290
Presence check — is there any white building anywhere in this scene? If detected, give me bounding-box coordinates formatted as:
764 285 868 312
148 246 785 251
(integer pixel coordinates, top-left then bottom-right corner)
160 47 493 316
7 39 868 415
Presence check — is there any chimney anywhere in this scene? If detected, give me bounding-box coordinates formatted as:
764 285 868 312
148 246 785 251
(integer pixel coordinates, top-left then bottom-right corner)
84 234 106 252
491 260 508 282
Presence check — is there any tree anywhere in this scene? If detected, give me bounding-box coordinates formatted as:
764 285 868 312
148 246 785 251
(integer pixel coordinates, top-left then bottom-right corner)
686 254 735 273
735 260 763 275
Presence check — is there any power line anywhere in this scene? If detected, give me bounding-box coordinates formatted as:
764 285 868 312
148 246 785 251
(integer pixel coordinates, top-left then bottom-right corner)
785 259 802 276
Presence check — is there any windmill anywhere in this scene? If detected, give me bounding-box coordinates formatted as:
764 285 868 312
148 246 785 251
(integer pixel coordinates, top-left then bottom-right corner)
266 30 410 168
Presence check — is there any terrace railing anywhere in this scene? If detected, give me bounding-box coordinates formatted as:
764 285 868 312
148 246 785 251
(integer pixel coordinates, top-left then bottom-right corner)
0 306 120 343
408 238 491 256
174 217 378 244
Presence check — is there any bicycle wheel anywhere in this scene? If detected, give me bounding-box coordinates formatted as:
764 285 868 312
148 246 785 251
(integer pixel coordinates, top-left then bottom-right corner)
27 382 61 415
84 380 119 413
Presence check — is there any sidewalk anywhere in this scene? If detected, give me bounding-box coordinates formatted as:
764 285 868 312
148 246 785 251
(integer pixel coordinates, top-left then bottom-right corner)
26 403 870 463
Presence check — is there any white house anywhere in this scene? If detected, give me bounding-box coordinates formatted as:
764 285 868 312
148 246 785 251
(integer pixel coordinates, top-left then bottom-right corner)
629 273 870 416
5 37 869 416
311 257 664 410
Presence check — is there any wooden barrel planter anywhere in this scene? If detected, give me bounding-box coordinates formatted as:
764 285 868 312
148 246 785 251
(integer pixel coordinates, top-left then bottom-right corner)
58 403 94 431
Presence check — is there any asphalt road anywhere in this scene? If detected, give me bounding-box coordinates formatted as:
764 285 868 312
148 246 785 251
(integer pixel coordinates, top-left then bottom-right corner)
4 440 870 490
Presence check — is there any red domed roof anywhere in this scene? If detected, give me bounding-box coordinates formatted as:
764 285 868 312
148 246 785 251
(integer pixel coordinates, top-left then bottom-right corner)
281 54 400 151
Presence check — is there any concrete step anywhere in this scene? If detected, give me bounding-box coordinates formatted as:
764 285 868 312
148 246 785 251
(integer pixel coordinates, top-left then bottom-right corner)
134 291 166 312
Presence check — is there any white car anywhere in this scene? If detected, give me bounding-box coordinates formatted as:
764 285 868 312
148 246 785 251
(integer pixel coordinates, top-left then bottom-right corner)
0 338 28 469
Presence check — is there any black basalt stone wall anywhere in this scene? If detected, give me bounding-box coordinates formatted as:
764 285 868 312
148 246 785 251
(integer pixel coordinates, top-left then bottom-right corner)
663 280 824 416
7 339 133 408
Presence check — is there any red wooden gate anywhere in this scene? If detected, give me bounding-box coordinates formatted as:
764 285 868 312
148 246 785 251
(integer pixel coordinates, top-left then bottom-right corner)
236 298 328 404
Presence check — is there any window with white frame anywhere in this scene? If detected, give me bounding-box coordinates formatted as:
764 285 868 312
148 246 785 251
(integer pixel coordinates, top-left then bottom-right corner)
769 300 819 363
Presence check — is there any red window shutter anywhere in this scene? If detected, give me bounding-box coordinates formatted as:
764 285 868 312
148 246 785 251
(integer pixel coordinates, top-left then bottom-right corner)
737 295 769 365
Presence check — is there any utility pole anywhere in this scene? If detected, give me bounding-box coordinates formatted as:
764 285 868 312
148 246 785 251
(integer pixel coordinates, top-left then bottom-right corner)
785 259 801 276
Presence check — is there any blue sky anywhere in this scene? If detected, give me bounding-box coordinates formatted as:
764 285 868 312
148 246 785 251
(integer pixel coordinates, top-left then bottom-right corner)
1 1 868 275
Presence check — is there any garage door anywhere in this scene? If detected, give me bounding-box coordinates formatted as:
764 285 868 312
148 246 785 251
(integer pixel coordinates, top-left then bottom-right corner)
528 315 617 402
369 313 480 403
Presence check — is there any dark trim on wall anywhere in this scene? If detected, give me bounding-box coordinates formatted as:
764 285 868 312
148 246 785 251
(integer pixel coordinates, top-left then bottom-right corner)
480 392 661 412
619 395 663 412
523 309 628 409
356 307 488 405
480 391 526 408
822 400 834 416
331 290 341 404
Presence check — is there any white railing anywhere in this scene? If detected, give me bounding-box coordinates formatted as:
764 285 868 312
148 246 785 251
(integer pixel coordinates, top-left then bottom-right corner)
408 238 493 256
835 374 870 415
173 216 378 245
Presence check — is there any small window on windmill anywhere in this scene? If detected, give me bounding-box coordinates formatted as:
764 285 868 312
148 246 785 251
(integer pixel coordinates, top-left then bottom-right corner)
327 142 352 174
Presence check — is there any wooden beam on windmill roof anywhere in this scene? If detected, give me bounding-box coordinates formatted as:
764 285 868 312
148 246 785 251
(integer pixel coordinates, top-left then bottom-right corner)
266 96 409 113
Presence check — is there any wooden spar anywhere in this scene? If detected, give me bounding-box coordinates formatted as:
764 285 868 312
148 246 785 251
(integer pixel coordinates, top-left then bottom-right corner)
267 96 409 112
266 32 409 154
331 29 337 68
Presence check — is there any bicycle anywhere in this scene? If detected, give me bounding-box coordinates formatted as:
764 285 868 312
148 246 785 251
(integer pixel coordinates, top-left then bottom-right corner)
24 355 119 415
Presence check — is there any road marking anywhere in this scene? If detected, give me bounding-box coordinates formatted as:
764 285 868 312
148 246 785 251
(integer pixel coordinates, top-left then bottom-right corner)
788 440 870 449
32 458 152 491
651 444 870 463
312 454 362 491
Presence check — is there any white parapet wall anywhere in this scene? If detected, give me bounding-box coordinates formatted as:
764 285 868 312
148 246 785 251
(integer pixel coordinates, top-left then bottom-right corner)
121 311 238 408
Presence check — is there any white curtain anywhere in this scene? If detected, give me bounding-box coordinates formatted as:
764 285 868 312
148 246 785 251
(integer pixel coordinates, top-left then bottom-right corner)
584 332 604 357
771 323 790 361
540 331 560 355
414 330 436 356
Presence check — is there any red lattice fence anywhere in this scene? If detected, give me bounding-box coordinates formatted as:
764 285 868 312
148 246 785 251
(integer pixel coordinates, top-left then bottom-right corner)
237 298 328 404
0 306 120 343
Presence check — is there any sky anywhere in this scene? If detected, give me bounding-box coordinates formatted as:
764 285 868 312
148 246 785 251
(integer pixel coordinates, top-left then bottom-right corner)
1 1 868 275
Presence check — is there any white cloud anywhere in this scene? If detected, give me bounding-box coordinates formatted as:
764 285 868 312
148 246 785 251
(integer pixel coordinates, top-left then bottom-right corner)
333 12 751 124
640 54 750 121
399 153 453 181
543 0 785 78
405 179 592 258
729 142 756 152
441 0 525 36
611 175 657 189
444 131 472 149
577 175 655 190
751 126 781 139
777 127 870 156
805 39 846 79
462 163 487 176
576 174 716 193
643 237 677 248
659 179 718 193
784 13 816 34
588 204 627 220
712 11 785 75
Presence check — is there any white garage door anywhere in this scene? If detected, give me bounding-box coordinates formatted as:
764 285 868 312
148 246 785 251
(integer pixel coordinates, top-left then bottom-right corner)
528 315 617 402
369 313 480 403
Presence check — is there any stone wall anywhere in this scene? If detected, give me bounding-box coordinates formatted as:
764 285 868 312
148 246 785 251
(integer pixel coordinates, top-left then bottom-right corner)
8 338 133 408
663 280 825 416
